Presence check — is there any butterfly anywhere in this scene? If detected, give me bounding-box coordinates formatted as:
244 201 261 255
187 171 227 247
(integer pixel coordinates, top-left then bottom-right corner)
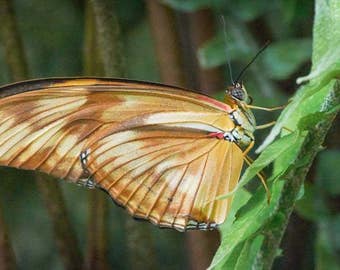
0 77 271 232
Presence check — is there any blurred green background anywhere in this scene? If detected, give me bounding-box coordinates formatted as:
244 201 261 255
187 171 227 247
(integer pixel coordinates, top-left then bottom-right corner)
0 0 339 269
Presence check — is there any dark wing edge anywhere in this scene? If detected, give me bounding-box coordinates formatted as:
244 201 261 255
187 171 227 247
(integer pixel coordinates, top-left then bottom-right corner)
84 128 244 231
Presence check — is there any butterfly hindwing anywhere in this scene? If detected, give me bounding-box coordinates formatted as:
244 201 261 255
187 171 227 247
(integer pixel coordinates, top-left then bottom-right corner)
85 128 243 231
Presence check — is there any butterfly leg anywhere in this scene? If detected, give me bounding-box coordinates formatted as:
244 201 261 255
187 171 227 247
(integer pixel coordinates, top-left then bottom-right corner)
77 149 96 189
256 121 276 130
242 140 254 156
256 121 294 132
244 155 271 203
247 104 285 111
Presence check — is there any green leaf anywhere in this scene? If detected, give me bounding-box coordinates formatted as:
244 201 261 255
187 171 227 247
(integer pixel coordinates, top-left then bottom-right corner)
216 131 303 201
161 0 219 11
162 0 270 18
225 1 269 21
315 215 340 269
297 111 328 130
198 27 253 69
317 150 340 195
125 20 159 81
297 0 340 84
210 132 306 269
310 0 340 67
295 183 329 222
198 32 243 69
280 0 298 23
296 183 305 200
256 79 338 153
213 129 306 267
209 180 285 269
263 38 312 80
219 235 264 270
257 0 340 152
220 189 252 231
209 1 340 269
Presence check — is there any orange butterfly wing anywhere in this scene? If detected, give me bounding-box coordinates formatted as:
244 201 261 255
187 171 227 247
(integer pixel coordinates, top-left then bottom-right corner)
87 129 243 230
0 78 244 231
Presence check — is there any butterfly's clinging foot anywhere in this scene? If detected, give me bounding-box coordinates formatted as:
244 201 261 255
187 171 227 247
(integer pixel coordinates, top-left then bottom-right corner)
80 149 90 172
78 149 96 189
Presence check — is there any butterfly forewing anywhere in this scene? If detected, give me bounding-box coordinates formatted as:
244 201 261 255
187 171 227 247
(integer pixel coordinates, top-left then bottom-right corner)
0 78 244 231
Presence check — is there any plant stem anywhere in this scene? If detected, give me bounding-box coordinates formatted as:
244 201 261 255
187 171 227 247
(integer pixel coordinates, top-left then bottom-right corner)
84 1 126 269
0 3 18 268
36 176 83 270
90 0 124 77
187 9 224 95
259 81 340 269
0 0 82 268
146 0 186 86
0 204 16 270
0 0 28 81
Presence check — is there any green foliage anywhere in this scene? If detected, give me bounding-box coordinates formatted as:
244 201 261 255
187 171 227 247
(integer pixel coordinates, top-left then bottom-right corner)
124 20 159 80
295 149 340 269
263 38 312 80
315 215 340 269
161 0 221 11
258 0 340 151
222 235 264 270
209 0 340 269
297 0 340 84
209 130 306 268
198 21 256 70
215 131 304 201
317 150 340 195
210 180 285 269
199 35 312 81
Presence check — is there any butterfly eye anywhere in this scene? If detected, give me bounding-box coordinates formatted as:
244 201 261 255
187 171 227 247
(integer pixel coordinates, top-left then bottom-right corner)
231 87 246 101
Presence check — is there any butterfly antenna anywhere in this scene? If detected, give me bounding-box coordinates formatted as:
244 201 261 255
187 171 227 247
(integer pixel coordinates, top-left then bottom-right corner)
220 15 234 85
234 40 270 84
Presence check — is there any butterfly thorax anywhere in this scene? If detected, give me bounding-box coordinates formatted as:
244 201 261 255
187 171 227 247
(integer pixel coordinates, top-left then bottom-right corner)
223 83 256 149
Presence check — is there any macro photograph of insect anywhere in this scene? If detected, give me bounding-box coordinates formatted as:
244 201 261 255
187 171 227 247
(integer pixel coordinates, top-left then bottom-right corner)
0 0 339 269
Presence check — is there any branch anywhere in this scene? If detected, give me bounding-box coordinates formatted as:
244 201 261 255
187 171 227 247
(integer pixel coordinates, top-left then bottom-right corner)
83 0 124 269
260 80 340 269
0 0 82 268
146 0 186 86
0 204 16 270
0 0 28 81
89 0 124 77
187 9 224 95
36 176 83 270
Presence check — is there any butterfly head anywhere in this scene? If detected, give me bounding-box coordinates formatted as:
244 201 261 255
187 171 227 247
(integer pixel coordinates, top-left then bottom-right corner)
225 82 252 105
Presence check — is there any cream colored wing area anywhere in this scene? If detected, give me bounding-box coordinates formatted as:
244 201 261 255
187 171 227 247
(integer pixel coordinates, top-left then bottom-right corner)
87 129 244 231
0 86 233 183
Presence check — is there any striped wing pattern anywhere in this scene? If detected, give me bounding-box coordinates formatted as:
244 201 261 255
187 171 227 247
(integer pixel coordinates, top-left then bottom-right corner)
88 129 243 230
0 78 243 231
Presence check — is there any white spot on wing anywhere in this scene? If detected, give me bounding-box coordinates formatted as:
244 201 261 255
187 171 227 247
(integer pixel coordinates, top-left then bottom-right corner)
161 123 223 133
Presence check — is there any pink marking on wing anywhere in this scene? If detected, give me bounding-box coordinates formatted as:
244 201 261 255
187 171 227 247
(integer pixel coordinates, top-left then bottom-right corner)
208 132 224 139
198 95 232 112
